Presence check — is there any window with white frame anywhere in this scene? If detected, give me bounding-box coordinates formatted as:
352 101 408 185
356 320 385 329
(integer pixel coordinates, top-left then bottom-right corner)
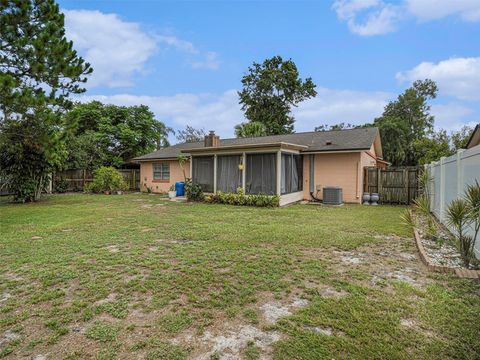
153 162 170 180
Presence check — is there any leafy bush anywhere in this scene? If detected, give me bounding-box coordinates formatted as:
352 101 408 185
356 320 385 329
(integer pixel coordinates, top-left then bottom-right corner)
53 177 69 193
184 179 204 202
84 167 127 194
205 187 279 207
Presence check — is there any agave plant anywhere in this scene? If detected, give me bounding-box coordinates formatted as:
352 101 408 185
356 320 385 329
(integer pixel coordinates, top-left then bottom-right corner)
464 180 480 249
446 198 475 268
413 194 431 216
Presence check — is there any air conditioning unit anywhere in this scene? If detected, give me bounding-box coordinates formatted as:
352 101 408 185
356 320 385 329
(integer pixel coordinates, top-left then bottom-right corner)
323 186 343 205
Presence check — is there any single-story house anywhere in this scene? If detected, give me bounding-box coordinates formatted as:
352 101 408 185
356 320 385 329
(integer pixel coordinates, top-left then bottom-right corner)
133 127 386 206
465 124 480 149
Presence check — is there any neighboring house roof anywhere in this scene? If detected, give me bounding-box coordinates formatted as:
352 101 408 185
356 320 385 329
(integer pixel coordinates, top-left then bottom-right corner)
465 124 480 149
133 127 381 161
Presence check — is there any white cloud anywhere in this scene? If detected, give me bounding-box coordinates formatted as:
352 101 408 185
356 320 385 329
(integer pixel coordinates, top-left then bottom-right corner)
63 10 220 88
334 0 480 36
405 0 480 22
76 87 393 139
431 103 476 132
76 90 242 139
332 0 400 36
156 35 198 54
156 35 220 70
191 52 220 70
396 57 480 101
294 87 390 131
64 9 157 88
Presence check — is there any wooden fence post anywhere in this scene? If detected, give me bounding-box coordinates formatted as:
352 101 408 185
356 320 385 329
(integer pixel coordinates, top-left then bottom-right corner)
377 167 382 198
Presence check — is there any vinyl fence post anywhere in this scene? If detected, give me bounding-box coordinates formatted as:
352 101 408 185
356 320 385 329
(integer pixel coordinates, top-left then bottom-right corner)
456 149 464 198
439 157 446 222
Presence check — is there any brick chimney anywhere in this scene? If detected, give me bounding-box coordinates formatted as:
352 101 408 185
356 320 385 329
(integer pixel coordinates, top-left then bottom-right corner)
204 130 220 147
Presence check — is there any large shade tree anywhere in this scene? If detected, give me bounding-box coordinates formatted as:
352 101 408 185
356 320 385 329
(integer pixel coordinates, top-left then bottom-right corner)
373 79 438 166
64 101 173 170
0 0 92 201
238 56 317 135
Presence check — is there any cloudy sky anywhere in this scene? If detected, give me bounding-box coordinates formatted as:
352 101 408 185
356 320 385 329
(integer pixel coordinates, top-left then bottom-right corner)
59 0 480 141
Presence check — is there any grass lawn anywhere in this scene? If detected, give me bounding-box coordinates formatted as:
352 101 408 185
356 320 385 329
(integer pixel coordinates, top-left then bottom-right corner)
0 193 479 359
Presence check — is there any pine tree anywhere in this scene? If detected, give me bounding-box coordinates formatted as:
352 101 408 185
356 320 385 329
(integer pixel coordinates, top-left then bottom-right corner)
0 0 92 201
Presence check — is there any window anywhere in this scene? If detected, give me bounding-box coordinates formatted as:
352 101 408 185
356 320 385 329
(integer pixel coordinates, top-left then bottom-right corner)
153 162 170 180
192 156 214 192
217 155 242 193
281 153 303 194
246 153 276 195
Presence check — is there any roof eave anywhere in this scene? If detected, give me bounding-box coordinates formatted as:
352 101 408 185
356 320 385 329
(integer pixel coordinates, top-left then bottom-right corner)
182 142 308 153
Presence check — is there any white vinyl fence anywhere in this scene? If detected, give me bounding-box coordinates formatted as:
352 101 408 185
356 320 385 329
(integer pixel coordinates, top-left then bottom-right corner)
425 145 480 258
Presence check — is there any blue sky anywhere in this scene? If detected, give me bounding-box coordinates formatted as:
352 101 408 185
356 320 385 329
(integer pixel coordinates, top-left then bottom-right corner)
59 0 480 141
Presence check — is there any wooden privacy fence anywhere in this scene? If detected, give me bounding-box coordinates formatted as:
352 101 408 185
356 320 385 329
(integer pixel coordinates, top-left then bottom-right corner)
54 169 140 191
364 167 421 204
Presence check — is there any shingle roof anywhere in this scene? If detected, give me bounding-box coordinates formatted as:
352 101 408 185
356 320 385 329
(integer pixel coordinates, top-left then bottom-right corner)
133 127 379 160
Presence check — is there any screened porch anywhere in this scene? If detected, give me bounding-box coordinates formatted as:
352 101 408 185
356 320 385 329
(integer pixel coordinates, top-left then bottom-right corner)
189 149 304 202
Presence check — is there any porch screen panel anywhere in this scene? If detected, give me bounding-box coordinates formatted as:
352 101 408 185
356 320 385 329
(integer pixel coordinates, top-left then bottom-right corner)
217 155 242 193
281 153 303 194
246 153 276 195
192 156 214 192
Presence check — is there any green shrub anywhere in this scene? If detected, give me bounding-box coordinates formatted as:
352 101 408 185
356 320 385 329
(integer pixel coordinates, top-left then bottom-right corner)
205 188 279 207
84 167 127 194
184 179 204 202
53 177 69 193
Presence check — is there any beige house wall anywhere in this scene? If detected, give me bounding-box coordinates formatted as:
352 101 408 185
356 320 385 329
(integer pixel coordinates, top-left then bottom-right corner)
304 152 365 203
140 160 190 193
140 150 375 204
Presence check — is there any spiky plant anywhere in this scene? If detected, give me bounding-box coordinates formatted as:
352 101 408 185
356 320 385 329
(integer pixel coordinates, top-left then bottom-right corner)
446 199 475 268
418 169 432 205
464 180 480 267
401 210 415 229
413 194 431 216
464 180 480 246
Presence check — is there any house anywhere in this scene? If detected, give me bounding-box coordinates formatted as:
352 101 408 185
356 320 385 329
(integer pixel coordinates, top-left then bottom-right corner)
133 127 385 206
465 124 480 149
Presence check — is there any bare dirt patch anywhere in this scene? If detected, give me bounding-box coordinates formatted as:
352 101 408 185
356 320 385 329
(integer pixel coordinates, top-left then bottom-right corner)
1 330 20 346
261 297 309 324
94 293 116 305
202 325 281 359
105 245 119 253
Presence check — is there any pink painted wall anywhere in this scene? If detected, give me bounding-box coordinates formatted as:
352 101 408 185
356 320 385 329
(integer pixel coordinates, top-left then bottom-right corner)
140 160 190 193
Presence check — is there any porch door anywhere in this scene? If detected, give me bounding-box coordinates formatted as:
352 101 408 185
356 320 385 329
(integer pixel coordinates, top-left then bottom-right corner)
216 155 242 193
245 153 277 195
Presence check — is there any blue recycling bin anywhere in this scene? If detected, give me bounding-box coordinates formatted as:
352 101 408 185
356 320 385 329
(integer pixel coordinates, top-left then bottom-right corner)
175 181 185 197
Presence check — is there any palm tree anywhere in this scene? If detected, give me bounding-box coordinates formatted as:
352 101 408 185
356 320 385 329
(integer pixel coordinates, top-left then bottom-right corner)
234 122 267 138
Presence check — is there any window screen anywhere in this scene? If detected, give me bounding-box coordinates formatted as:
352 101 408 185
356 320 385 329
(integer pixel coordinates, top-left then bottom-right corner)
281 153 303 194
153 162 170 180
192 156 214 192
246 153 276 195
217 155 242 193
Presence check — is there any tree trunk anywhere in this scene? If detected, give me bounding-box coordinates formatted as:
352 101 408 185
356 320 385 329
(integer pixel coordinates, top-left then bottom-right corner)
34 175 43 202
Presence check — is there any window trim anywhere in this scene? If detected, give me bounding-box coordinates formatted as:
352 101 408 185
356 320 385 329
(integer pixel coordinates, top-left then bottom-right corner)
153 162 170 182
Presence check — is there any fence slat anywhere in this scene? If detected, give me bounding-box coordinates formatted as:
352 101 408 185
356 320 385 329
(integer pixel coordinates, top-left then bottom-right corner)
364 166 421 204
54 169 140 192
